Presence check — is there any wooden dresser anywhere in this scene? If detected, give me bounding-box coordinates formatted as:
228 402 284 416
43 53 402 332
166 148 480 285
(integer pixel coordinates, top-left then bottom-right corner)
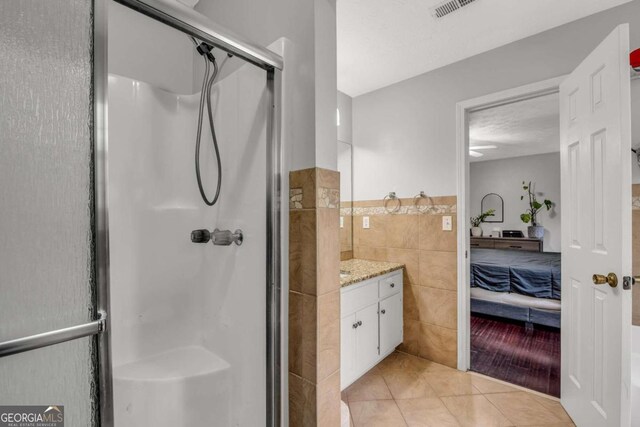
470 236 543 252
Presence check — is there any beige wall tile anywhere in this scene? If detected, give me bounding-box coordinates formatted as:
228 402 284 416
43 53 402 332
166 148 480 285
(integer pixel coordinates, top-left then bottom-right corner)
353 215 386 248
317 370 341 426
290 168 317 209
419 250 457 291
420 323 457 368
317 291 340 381
289 292 317 382
289 167 342 425
317 168 340 190
289 373 317 427
340 213 353 252
399 319 421 356
419 215 457 252
416 287 457 330
403 285 420 321
317 207 340 295
289 209 317 295
386 247 420 284
633 183 640 197
386 215 419 249
340 250 354 261
316 348 339 381
353 245 388 261
353 196 456 209
350 196 459 368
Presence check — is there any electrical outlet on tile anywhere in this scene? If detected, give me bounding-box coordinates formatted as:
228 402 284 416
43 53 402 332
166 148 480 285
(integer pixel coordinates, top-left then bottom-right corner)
362 216 370 229
442 215 452 231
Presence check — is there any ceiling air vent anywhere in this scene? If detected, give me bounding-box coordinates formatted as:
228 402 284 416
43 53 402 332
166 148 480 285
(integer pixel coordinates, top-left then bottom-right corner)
430 0 478 18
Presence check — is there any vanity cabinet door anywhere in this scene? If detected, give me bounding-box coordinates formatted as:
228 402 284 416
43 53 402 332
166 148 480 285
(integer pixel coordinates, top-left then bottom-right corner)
379 292 403 355
341 313 358 387
355 302 380 371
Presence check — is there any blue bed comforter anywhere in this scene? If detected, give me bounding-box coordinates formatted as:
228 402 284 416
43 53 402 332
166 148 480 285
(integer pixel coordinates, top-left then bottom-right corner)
470 248 561 300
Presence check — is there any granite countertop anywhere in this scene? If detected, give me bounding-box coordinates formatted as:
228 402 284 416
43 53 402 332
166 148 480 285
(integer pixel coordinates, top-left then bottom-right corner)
340 259 404 287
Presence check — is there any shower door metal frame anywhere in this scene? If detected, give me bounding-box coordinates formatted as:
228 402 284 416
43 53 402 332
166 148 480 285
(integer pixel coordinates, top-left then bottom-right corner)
0 1 112 425
103 1 284 426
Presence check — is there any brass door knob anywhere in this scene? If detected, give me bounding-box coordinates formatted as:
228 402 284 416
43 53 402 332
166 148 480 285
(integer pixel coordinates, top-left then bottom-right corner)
592 272 618 288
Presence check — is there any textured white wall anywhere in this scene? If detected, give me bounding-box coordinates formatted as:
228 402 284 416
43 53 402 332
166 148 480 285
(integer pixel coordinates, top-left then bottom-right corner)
470 153 561 252
352 1 640 201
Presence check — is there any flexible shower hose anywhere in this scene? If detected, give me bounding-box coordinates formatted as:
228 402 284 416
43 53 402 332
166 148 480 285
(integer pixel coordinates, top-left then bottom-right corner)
194 45 222 206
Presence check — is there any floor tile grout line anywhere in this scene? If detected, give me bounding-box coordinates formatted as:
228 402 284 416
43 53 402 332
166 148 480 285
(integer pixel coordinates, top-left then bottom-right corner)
378 370 409 426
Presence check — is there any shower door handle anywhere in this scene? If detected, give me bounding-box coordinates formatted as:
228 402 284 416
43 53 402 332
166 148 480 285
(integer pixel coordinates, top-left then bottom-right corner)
0 311 107 358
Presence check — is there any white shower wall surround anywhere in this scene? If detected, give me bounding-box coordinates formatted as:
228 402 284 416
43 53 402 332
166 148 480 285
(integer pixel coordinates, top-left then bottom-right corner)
108 63 267 426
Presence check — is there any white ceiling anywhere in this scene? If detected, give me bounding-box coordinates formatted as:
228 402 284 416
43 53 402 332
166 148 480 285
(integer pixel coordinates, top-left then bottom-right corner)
337 0 631 97
468 92 559 162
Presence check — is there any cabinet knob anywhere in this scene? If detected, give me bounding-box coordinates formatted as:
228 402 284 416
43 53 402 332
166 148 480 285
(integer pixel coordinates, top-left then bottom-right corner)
390 283 395 288
381 309 386 314
357 320 362 326
352 323 358 329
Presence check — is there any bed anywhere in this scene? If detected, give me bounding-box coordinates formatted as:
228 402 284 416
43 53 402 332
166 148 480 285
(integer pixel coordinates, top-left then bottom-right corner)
470 248 561 328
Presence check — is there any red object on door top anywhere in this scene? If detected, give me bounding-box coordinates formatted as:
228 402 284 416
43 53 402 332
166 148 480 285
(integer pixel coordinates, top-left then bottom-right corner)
631 48 640 70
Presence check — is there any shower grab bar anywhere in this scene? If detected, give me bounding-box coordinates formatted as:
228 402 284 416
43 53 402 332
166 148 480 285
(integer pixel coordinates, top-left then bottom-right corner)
0 312 106 358
114 0 284 71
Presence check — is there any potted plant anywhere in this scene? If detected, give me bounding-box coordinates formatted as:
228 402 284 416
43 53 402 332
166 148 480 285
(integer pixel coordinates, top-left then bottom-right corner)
470 209 495 237
520 181 553 239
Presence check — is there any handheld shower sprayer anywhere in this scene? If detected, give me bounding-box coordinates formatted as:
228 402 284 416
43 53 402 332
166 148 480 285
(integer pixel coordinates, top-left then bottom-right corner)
190 39 244 246
192 38 222 207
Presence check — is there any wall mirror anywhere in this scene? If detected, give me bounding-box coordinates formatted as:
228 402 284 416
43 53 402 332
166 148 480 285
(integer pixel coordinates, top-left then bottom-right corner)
481 193 504 223
337 140 353 258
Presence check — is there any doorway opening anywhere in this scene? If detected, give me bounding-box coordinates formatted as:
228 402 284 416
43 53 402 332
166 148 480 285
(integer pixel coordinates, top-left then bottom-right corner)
466 90 562 396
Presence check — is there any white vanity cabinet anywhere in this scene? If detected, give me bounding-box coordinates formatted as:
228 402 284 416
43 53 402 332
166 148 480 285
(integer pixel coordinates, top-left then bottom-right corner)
340 270 403 389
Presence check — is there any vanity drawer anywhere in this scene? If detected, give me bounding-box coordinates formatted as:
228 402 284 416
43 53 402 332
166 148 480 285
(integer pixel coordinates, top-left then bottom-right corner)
379 273 402 299
341 280 379 315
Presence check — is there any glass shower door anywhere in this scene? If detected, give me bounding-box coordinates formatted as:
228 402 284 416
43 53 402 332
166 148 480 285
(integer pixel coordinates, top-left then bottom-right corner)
0 1 106 426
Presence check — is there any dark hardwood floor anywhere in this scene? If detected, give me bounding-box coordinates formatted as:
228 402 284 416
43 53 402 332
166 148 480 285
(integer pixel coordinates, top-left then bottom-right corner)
470 314 560 397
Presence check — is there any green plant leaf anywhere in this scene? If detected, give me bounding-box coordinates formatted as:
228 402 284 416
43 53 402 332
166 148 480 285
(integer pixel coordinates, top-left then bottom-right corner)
520 213 531 224
532 201 542 210
520 195 523 200
544 199 553 210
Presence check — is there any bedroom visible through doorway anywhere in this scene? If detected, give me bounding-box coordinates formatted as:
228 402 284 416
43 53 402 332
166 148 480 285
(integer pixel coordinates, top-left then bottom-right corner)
467 92 562 397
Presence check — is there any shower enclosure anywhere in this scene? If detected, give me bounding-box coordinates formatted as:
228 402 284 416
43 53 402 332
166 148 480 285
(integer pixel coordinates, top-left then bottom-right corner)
0 0 283 425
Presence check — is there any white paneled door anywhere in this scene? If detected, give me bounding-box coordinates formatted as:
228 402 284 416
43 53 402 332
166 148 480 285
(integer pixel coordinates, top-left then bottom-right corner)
559 24 632 427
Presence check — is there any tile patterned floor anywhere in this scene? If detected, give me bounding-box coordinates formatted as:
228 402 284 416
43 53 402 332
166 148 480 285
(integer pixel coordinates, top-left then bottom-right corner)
341 351 575 427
